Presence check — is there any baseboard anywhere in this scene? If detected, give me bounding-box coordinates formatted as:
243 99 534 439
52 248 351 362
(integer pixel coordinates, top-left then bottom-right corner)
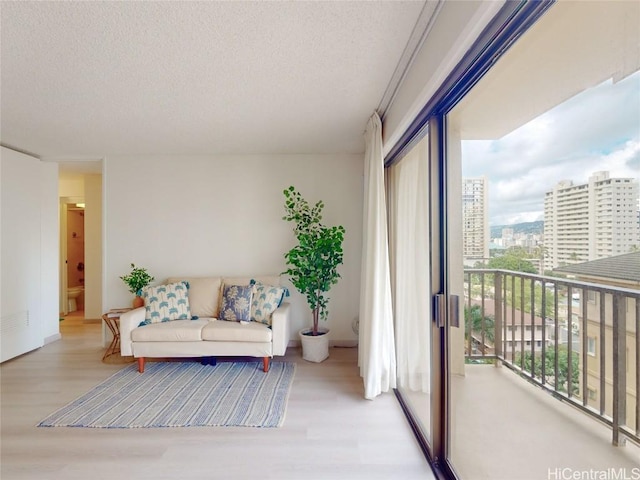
83 318 101 324
44 333 62 345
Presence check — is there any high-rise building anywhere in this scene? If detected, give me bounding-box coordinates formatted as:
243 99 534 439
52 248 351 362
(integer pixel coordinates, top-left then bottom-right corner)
463 176 489 265
544 171 640 271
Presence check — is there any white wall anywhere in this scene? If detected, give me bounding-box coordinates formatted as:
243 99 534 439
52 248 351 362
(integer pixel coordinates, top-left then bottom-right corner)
104 154 363 344
84 174 102 320
0 149 2 343
58 174 85 198
2 147 42 360
41 162 61 343
1 147 59 362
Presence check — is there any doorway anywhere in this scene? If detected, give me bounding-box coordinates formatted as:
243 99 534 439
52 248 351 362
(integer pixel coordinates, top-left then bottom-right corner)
58 165 103 325
60 198 86 320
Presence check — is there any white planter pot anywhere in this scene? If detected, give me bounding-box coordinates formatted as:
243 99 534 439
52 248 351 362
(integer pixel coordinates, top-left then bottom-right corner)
299 328 330 363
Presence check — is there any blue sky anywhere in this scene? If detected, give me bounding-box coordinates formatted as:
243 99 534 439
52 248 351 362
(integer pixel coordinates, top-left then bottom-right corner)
462 70 640 226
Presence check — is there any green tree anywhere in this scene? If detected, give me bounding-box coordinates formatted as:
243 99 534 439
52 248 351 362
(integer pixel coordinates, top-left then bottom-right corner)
282 186 345 336
502 276 555 318
464 304 495 344
487 247 537 274
532 243 548 263
515 346 579 395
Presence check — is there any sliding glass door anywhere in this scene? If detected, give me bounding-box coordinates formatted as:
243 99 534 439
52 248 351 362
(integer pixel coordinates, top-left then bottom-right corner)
389 1 639 478
388 135 433 447
445 2 640 478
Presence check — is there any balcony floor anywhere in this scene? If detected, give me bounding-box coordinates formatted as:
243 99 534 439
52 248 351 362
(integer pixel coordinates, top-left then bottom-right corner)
451 364 640 480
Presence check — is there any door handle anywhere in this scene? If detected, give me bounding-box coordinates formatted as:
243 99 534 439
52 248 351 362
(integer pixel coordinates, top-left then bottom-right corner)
434 294 445 328
450 295 460 328
434 294 460 328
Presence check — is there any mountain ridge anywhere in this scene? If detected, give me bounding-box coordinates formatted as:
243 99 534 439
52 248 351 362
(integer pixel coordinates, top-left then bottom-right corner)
490 220 543 238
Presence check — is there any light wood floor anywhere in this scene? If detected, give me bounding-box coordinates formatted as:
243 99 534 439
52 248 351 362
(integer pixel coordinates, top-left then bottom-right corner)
1 313 435 480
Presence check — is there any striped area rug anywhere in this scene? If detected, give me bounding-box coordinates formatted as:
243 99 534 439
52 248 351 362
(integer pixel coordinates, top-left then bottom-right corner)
38 361 295 428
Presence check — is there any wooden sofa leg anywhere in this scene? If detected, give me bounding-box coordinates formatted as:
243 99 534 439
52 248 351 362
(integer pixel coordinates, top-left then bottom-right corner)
263 357 270 372
138 357 145 373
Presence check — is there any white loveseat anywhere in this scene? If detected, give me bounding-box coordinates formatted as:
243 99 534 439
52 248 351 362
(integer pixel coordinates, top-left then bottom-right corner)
119 275 290 373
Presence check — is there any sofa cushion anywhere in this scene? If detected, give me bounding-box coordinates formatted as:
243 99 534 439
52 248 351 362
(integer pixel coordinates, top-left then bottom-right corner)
251 281 286 325
166 277 222 318
142 281 191 323
221 275 280 321
201 321 272 343
132 319 208 342
219 284 253 322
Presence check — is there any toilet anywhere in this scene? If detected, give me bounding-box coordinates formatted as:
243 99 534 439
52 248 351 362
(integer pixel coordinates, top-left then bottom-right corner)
68 286 84 312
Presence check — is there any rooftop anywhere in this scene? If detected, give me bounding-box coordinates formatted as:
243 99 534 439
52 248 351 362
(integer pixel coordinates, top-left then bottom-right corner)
554 252 640 283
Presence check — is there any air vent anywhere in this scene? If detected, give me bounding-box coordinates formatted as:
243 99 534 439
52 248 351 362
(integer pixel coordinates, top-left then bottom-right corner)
1 310 29 334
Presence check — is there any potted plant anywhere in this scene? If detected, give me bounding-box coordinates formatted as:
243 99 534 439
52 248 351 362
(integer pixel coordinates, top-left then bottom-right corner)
282 186 345 362
120 263 154 308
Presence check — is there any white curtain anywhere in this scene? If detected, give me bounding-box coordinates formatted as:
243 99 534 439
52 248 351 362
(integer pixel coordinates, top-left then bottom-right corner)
387 136 431 393
358 112 397 400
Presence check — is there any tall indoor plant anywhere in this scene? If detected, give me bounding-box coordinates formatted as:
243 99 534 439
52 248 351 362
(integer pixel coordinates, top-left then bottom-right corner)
282 186 345 362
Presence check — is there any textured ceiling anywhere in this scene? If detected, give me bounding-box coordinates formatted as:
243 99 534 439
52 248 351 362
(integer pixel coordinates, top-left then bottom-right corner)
1 1 426 159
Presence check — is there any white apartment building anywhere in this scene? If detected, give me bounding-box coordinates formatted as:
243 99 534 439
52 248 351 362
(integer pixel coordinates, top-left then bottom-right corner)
463 177 489 265
544 171 640 271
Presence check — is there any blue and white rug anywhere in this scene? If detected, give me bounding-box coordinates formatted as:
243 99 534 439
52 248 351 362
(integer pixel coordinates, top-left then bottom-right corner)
38 361 296 428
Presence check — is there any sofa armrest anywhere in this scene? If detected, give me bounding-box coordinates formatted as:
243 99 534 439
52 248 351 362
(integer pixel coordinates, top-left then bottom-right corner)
271 302 291 356
119 307 145 356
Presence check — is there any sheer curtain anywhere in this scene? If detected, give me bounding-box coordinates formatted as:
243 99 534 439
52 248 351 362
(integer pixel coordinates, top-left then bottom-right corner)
358 112 396 400
387 136 431 393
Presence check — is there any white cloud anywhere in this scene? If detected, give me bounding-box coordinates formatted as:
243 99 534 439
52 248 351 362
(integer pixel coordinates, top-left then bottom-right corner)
462 71 640 225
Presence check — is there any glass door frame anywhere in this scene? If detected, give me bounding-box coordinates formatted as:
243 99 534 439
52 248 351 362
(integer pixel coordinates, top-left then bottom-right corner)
387 2 555 478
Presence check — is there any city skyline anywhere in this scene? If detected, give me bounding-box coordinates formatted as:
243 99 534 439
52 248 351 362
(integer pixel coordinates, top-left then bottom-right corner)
462 70 640 226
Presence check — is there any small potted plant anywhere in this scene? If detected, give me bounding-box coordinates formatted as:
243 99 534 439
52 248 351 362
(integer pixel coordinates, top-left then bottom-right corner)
282 186 345 362
120 263 154 308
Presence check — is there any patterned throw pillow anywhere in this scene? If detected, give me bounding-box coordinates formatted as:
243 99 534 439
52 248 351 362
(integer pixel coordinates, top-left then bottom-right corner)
142 281 191 324
250 280 287 325
219 284 253 322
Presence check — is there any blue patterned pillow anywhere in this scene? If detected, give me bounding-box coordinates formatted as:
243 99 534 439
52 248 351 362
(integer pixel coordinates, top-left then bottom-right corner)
219 284 253 322
142 281 191 324
250 281 286 325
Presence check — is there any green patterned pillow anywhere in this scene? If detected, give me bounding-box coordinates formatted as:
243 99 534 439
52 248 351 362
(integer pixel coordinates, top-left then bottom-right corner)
142 281 191 324
250 280 286 326
219 284 253 322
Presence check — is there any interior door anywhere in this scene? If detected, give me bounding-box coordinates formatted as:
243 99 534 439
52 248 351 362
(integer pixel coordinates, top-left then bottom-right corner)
1 149 44 362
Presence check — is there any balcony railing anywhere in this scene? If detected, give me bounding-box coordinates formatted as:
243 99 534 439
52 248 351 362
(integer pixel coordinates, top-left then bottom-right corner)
464 269 640 447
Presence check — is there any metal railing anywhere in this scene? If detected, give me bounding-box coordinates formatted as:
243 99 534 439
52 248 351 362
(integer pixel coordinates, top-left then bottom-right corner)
463 269 640 447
